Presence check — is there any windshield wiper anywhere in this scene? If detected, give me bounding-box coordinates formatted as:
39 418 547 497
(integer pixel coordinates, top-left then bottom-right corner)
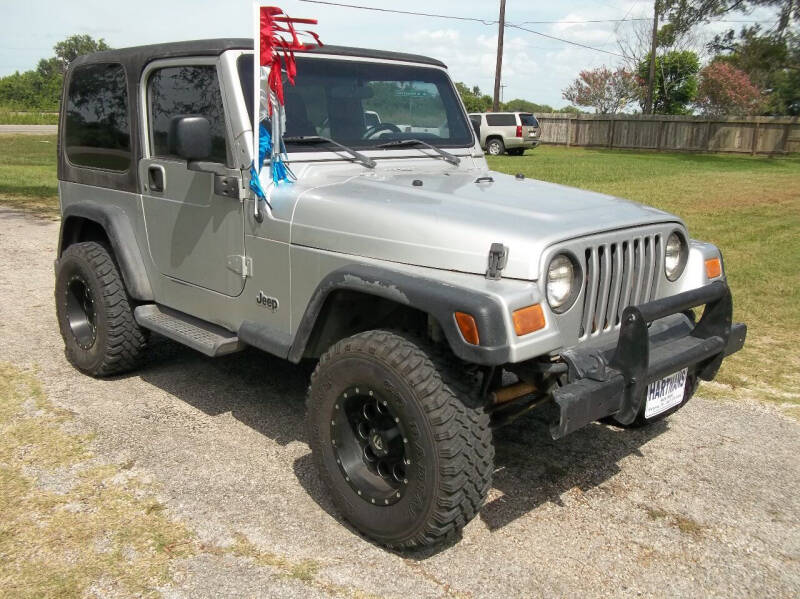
283 135 376 169
376 139 460 166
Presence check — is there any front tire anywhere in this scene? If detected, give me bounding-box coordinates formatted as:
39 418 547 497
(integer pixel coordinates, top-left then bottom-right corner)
306 330 493 548
55 242 148 377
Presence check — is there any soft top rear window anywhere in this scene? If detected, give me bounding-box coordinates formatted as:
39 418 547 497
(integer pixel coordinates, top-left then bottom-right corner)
64 62 131 171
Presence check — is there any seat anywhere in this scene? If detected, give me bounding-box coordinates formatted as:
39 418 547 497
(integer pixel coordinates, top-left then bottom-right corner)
284 92 317 137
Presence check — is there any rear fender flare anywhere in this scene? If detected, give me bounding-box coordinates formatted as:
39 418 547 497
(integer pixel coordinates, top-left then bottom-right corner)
58 202 154 301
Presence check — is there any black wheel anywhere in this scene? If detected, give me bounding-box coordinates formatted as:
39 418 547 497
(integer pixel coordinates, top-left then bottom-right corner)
307 330 493 548
508 148 524 156
55 242 147 377
486 138 505 156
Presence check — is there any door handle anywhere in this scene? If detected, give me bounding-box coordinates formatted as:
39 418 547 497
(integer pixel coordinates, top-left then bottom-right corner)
147 165 166 193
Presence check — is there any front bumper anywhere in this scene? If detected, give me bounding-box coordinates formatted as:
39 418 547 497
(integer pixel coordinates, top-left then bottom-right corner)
551 280 746 439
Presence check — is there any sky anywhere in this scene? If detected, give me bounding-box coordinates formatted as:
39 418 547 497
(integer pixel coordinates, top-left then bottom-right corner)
0 0 776 108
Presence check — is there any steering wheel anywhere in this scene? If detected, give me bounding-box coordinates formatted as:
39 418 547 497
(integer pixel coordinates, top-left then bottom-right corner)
362 123 402 139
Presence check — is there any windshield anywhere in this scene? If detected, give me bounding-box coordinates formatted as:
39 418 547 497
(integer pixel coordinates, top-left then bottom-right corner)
240 54 474 152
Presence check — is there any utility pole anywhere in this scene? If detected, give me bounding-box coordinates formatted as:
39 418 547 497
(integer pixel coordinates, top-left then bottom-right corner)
644 0 659 114
492 0 506 112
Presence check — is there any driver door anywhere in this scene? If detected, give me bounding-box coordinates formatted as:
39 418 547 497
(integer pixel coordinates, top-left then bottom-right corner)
140 60 245 298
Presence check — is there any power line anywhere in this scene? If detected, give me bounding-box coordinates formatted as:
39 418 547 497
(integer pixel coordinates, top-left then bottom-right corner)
506 23 629 58
297 0 500 25
298 0 776 60
518 18 649 24
301 0 632 58
299 1 776 26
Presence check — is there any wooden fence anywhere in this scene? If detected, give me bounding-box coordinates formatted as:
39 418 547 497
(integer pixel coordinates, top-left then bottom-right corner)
534 113 800 155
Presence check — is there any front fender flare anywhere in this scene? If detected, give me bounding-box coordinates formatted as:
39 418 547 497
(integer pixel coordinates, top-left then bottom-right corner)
287 264 513 365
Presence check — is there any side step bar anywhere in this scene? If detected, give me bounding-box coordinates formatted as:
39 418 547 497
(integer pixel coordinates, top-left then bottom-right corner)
134 305 244 357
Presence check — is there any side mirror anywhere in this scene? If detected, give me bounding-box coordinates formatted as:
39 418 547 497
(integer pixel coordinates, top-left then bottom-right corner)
169 115 211 161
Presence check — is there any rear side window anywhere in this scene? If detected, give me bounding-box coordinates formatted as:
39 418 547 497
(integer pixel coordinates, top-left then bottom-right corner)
64 63 131 171
469 114 481 125
148 65 228 164
520 113 539 127
485 113 516 126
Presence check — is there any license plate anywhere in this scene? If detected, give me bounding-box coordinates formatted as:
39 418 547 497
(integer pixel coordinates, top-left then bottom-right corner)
644 368 688 419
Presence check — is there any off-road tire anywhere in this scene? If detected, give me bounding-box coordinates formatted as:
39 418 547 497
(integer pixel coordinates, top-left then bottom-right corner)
55 242 147 377
486 138 505 156
306 330 494 548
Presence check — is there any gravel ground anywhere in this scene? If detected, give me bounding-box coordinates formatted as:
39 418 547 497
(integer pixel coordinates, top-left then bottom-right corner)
1 206 798 598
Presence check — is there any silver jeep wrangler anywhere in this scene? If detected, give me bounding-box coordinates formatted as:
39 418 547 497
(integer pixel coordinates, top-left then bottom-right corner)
55 39 746 548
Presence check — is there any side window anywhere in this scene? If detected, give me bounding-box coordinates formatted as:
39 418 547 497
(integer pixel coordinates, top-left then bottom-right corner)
469 115 481 126
148 65 228 164
485 114 516 126
65 63 131 171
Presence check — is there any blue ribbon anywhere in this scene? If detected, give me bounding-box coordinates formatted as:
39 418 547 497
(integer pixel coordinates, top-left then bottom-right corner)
249 123 295 209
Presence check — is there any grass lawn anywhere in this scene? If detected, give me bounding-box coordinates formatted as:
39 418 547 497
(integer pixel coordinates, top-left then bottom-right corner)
0 134 797 409
0 108 59 125
0 134 58 217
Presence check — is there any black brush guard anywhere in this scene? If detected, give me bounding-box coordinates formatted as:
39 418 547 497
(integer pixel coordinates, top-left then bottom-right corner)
551 280 747 440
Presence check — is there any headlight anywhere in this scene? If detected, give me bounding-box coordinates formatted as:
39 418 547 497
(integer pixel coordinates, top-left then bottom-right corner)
546 253 579 313
665 231 688 281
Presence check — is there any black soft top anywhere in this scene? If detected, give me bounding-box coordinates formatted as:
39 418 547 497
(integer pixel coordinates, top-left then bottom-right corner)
71 38 446 73
60 39 445 193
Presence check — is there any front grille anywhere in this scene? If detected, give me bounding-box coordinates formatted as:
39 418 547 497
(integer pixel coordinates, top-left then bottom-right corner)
579 233 662 338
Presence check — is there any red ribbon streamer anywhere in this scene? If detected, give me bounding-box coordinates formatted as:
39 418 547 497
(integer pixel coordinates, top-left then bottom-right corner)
260 6 322 112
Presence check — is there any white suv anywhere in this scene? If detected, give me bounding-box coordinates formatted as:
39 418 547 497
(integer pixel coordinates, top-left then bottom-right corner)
469 111 541 155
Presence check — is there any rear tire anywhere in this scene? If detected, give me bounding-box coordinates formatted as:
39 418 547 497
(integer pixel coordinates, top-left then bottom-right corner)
508 148 524 156
55 242 148 377
306 330 493 548
486 138 505 156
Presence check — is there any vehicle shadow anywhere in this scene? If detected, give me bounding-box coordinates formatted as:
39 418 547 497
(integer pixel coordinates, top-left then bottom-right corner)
481 405 667 532
135 336 310 447
134 336 668 556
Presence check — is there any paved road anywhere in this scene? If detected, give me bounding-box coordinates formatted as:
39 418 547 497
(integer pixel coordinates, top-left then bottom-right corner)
0 124 57 134
1 206 798 598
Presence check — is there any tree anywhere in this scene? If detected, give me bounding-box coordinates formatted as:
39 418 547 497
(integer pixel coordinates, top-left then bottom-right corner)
503 98 553 112
454 82 492 113
663 0 798 40
636 50 700 114
0 34 111 110
53 34 111 74
709 26 800 114
695 61 763 115
562 66 639 114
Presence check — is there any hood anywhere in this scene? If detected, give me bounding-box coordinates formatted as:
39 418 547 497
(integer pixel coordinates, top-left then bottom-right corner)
289 164 680 281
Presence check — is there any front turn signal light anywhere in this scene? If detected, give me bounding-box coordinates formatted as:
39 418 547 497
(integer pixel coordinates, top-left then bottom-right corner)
513 304 546 336
454 312 480 345
705 257 722 279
